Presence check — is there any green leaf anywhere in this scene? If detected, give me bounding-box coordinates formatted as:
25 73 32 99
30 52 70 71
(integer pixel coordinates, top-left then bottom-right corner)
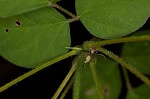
79 56 121 99
50 0 60 3
126 84 150 99
122 30 150 74
0 0 55 18
126 90 139 99
76 0 150 39
0 7 70 68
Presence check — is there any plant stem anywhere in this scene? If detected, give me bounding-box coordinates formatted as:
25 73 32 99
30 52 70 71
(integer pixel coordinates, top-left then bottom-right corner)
68 17 80 23
49 2 79 23
89 57 104 99
90 35 150 47
60 77 74 99
49 2 77 18
0 50 78 93
52 62 77 99
97 47 150 87
122 67 132 90
73 55 84 99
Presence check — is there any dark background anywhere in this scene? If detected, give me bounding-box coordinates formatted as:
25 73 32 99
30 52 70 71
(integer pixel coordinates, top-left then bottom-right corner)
0 0 150 99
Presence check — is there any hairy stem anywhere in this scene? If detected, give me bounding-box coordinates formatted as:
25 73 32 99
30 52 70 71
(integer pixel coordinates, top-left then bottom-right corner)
52 62 77 99
60 77 74 99
97 47 150 87
89 57 104 99
122 67 132 90
49 2 77 18
0 50 78 92
90 35 150 47
73 55 84 99
68 17 80 23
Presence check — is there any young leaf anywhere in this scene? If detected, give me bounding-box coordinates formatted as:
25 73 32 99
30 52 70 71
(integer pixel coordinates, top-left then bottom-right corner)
0 7 70 68
126 84 150 99
122 30 150 74
79 56 121 99
76 0 150 39
0 0 60 18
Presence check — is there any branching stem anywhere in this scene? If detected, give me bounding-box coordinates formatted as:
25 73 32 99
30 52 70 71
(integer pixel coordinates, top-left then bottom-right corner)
1 0 150 97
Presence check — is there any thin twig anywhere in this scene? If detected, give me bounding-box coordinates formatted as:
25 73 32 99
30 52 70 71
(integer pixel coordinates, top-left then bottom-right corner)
52 62 77 99
49 2 77 18
122 67 132 90
60 77 74 99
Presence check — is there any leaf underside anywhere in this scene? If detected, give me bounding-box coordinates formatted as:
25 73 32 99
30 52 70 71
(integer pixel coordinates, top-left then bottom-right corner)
76 56 122 99
122 30 150 74
76 0 150 39
0 7 70 68
126 84 150 99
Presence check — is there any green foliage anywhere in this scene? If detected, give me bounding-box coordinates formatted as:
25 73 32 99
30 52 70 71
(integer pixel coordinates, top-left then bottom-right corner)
0 7 70 68
50 0 60 3
76 0 150 39
126 84 150 99
0 0 48 18
122 30 150 74
74 56 121 99
0 0 150 68
0 0 150 99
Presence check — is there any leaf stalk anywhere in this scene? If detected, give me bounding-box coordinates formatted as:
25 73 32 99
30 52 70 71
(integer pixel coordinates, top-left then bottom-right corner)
52 62 77 99
49 3 77 18
0 50 78 92
89 57 104 99
90 35 150 47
